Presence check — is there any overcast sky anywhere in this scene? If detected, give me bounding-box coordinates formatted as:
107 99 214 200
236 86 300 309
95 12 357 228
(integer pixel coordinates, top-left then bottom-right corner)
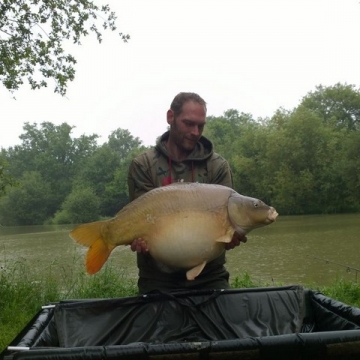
1 0 360 149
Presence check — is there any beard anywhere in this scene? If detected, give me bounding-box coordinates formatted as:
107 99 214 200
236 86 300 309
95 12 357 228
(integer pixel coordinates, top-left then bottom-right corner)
171 121 199 153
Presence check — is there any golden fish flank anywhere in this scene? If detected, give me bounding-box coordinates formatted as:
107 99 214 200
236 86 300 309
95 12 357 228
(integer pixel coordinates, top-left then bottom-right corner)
146 214 156 224
70 183 278 280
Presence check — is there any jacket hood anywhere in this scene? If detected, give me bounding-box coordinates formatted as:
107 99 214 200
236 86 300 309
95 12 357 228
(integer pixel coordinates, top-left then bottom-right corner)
155 131 214 162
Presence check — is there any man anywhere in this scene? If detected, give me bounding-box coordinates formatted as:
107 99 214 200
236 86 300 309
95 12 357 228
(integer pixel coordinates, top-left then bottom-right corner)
127 92 246 294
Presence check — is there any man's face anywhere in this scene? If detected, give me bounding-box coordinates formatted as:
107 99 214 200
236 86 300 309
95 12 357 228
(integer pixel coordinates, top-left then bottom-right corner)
167 101 206 152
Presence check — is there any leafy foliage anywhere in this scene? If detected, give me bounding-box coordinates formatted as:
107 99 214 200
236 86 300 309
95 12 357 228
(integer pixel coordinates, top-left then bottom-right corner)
73 129 145 217
0 83 360 225
0 122 145 225
0 171 53 225
53 185 100 224
204 84 360 215
0 157 18 197
0 0 129 95
301 83 360 130
2 122 99 220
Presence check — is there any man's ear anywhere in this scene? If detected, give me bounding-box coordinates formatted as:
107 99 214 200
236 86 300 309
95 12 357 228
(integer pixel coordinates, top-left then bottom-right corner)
167 109 174 125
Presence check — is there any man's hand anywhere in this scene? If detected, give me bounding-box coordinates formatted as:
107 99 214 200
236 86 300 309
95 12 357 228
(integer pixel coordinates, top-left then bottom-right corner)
225 232 247 250
130 238 149 253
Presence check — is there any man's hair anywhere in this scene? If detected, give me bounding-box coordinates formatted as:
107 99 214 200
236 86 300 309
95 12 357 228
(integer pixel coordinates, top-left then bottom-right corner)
170 92 207 118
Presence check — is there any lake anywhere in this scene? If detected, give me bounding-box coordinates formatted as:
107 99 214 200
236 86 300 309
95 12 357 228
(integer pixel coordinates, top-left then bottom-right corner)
1 213 359 286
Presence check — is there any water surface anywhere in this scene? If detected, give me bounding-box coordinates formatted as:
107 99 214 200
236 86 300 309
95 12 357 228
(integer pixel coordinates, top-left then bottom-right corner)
1 214 359 286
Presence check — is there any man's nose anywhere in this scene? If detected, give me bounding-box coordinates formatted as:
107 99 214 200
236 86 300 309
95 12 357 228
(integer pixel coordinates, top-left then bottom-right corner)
191 126 200 136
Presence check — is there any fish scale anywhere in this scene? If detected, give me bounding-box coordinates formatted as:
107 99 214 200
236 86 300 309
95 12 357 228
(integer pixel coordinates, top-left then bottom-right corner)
70 183 278 279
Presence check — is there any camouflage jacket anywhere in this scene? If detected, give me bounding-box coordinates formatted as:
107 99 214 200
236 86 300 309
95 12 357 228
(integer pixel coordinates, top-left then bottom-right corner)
127 131 234 288
128 131 233 200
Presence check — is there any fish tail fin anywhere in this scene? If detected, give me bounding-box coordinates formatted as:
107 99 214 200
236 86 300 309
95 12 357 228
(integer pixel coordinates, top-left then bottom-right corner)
70 221 113 274
86 237 113 275
70 221 106 247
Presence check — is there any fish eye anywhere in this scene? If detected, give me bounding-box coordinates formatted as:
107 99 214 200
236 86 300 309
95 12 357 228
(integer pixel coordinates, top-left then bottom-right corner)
253 200 264 208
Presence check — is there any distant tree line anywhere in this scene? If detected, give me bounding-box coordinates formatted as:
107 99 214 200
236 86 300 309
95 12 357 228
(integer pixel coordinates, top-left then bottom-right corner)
0 126 146 225
0 83 359 226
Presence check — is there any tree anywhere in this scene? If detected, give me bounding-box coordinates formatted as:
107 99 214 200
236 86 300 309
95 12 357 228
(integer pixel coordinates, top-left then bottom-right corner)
262 106 350 214
0 0 129 95
0 171 53 225
205 110 256 160
53 185 100 224
340 130 360 209
73 129 144 217
73 144 121 215
103 146 147 216
300 83 360 131
107 129 142 158
204 110 262 197
0 121 99 224
0 156 18 197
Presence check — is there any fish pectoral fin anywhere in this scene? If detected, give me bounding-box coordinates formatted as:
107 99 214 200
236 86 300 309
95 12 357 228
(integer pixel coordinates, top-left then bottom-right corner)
215 234 232 243
86 238 114 275
186 261 207 281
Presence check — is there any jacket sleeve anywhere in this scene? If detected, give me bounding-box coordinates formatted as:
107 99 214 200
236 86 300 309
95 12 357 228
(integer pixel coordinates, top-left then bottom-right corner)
210 155 234 188
127 155 156 201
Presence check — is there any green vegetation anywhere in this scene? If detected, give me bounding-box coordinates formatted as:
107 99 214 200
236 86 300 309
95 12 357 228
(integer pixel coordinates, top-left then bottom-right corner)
317 278 360 307
0 158 18 198
0 0 129 95
0 125 146 226
0 261 138 352
1 260 360 353
1 83 360 226
204 83 360 215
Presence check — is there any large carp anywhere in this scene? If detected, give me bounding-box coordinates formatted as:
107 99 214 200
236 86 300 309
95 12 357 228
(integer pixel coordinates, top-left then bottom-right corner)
70 183 278 280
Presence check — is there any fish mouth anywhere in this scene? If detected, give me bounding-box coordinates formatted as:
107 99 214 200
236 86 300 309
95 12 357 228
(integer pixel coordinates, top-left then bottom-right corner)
267 209 279 222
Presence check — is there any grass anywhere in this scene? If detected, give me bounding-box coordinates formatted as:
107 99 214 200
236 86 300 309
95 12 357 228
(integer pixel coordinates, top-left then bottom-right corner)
316 277 360 308
0 261 138 353
1 261 360 354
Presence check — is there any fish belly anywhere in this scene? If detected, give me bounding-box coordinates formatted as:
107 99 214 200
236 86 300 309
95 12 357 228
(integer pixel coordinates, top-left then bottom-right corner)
147 210 230 269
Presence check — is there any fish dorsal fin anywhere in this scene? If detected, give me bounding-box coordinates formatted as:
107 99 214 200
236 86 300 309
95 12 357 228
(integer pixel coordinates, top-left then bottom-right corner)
186 261 207 280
